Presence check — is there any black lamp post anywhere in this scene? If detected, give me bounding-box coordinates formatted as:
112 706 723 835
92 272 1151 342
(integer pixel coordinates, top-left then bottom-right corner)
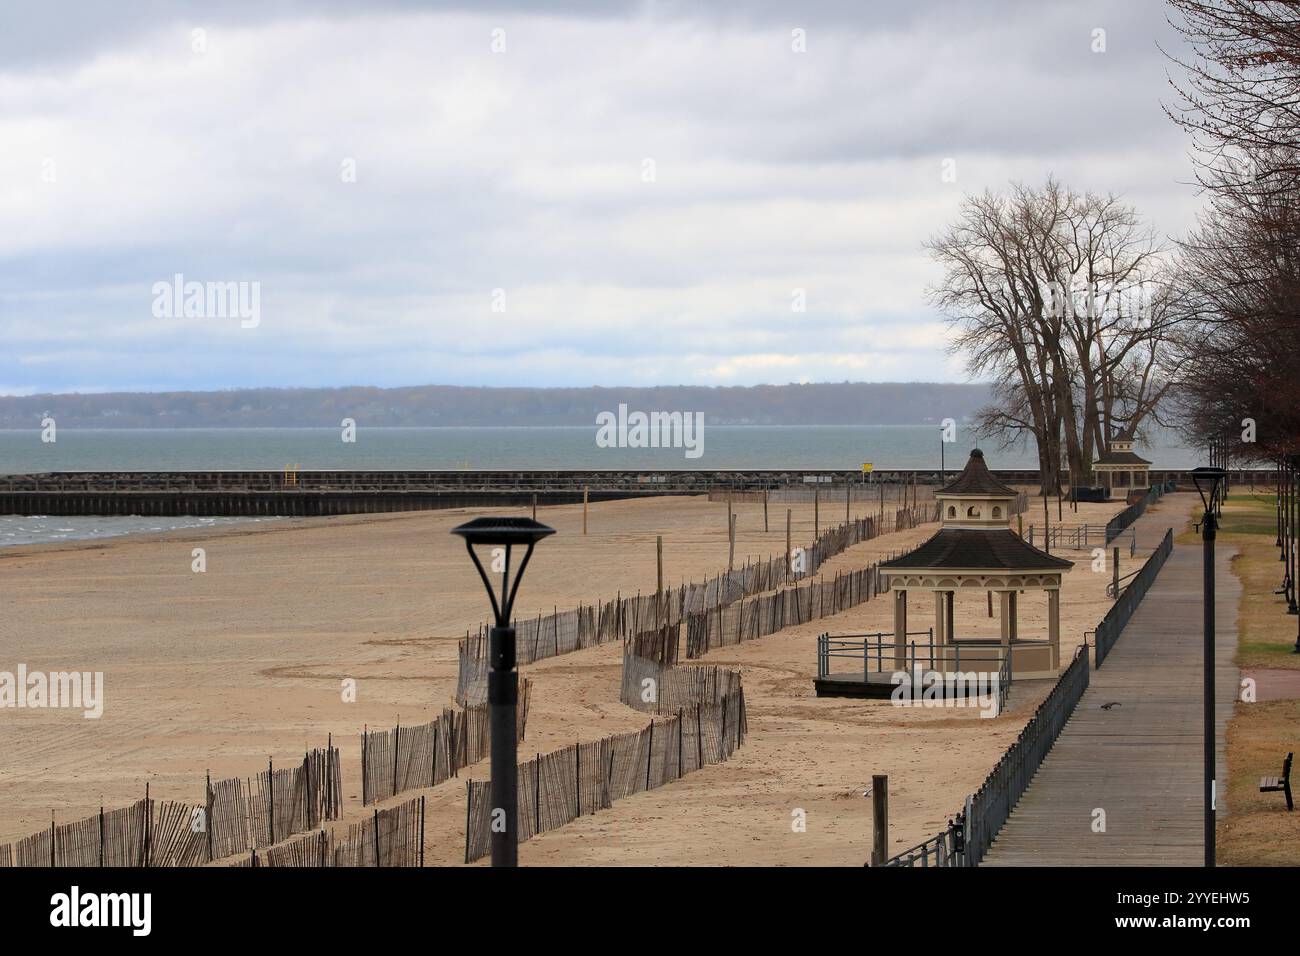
1192 465 1226 868
939 428 946 484
451 516 555 867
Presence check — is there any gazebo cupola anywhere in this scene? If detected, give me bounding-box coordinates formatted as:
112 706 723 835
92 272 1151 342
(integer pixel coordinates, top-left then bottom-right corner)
934 448 1018 529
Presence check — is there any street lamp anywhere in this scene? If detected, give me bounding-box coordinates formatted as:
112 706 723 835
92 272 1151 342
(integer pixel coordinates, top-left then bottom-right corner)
1192 465 1226 868
451 515 555 867
939 428 946 484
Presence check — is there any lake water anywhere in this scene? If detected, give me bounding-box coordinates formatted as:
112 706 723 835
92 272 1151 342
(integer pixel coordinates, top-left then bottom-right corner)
0 425 1200 547
0 425 1202 474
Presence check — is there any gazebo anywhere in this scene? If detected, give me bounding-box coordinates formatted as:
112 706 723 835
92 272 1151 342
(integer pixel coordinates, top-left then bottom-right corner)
879 449 1074 679
1092 430 1152 499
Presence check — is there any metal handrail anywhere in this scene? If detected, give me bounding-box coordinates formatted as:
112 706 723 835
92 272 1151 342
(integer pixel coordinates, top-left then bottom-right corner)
1095 528 1174 667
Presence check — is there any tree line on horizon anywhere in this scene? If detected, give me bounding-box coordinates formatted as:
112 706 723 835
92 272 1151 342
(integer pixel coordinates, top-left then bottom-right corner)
0 382 995 430
929 0 1300 494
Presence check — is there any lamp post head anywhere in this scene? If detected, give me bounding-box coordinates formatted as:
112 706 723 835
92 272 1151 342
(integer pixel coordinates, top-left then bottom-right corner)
1190 466 1227 514
452 516 555 627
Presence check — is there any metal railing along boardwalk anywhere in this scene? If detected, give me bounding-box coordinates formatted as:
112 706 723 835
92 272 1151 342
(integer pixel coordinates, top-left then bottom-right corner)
1094 528 1174 667
1104 480 1178 543
879 644 1090 867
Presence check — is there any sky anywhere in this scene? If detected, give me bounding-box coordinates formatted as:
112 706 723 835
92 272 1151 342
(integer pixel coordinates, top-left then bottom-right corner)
0 0 1204 395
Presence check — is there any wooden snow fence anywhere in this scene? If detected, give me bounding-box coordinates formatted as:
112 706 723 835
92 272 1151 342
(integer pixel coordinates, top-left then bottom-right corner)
360 686 531 806
464 689 746 862
0 740 341 867
244 795 426 868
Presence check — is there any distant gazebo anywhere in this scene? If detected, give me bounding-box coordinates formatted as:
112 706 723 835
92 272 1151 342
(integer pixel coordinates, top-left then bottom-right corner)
1092 430 1151 498
879 449 1074 678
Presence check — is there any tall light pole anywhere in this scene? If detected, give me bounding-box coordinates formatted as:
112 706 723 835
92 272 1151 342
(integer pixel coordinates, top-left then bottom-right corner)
451 516 555 867
1192 465 1226 868
939 428 946 484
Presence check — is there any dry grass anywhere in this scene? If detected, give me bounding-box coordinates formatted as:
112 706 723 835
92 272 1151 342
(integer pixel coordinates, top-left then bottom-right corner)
1202 488 1300 864
1220 699 1300 866
1210 491 1300 672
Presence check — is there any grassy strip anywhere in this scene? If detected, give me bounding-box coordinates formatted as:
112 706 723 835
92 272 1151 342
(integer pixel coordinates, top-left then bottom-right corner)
1203 490 1300 864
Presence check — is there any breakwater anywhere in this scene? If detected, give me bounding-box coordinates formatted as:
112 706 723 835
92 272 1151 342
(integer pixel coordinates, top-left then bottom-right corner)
0 468 1263 517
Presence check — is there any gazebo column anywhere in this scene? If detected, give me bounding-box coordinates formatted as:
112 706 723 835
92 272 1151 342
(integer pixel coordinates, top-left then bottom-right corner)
892 588 907 668
999 591 1012 645
945 589 955 652
934 591 945 657
1047 587 1061 668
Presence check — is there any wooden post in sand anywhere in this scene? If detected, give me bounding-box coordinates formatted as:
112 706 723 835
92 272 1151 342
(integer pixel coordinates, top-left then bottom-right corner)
728 514 736 570
532 493 537 521
1042 492 1049 554
763 490 769 532
814 489 819 537
786 509 792 576
656 536 664 626
583 485 589 535
871 774 889 866
846 482 851 523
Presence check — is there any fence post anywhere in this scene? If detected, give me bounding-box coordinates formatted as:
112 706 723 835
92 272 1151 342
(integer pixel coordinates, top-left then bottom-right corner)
205 770 214 863
392 719 400 798
268 758 275 846
678 709 684 779
871 775 889 866
373 808 380 867
143 782 151 868
645 720 655 790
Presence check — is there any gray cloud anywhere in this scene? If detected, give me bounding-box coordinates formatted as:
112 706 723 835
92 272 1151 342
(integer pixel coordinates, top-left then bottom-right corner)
0 0 1200 393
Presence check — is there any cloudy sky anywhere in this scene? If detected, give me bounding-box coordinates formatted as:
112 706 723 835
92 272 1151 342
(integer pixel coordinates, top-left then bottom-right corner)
0 0 1202 395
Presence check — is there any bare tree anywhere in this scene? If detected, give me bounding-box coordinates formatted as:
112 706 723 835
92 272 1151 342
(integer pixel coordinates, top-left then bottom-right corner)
1163 2 1300 459
927 179 1173 494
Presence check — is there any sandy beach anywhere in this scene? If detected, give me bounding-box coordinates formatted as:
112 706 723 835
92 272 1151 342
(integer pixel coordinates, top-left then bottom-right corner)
0 490 1154 864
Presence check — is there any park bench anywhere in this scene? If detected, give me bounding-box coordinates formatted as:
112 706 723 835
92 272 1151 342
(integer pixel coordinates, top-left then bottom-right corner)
1259 753 1293 811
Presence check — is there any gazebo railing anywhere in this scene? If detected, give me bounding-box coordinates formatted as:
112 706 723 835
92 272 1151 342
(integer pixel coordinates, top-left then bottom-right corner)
1027 523 1135 555
817 633 1012 713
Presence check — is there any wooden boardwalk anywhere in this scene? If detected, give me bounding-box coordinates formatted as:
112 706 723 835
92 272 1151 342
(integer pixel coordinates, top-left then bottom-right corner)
982 494 1240 866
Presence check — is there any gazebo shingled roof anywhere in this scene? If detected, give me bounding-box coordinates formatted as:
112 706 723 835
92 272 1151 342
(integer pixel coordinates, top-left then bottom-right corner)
1094 448 1152 466
936 448 1018 497
879 528 1074 572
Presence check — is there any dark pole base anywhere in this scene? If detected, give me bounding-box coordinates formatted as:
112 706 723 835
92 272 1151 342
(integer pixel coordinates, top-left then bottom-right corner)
489 626 519 868
1204 515 1216 869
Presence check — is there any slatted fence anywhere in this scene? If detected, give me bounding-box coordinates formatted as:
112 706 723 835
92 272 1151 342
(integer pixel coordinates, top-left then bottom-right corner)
244 796 426 868
0 741 341 867
464 690 746 862
361 686 531 805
